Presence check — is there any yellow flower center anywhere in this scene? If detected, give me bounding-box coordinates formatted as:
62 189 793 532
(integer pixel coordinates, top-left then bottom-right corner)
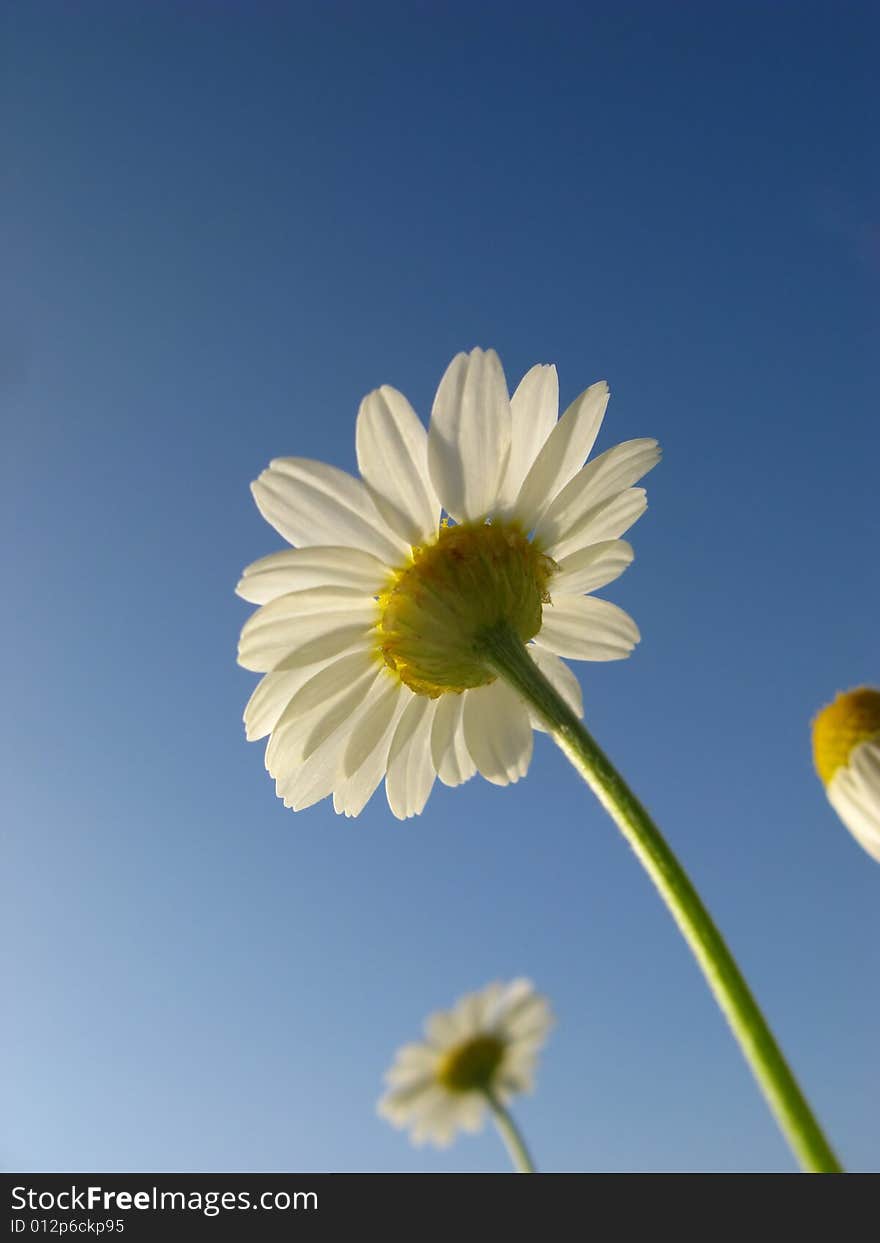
812 687 880 786
377 520 555 697
437 1034 506 1093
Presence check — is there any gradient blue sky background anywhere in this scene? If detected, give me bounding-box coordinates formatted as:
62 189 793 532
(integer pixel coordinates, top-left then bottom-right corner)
4 1 878 1173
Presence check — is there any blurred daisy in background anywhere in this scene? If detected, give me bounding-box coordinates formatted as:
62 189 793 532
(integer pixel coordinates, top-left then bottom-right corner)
812 687 880 862
378 978 552 1170
236 347 659 818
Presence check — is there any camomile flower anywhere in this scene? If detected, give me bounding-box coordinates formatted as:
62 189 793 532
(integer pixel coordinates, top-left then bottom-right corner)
812 687 880 862
236 347 659 819
378 978 552 1168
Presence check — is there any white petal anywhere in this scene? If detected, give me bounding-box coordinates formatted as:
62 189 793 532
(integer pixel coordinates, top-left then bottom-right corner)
242 585 371 628
334 676 411 817
409 1090 459 1148
496 364 559 510
378 1079 440 1127
525 648 583 733
427 348 511 522
850 737 880 793
534 438 659 552
536 595 640 661
829 742 880 861
452 1094 487 1135
236 545 390 604
385 695 439 819
386 1042 437 1077
513 380 609 529
543 487 647 562
425 1009 463 1048
272 624 378 673
237 589 377 672
251 457 408 564
356 386 440 546
453 988 486 1034
499 989 553 1043
430 693 477 787
550 539 634 595
462 680 533 786
275 677 387 812
473 981 506 1027
244 655 362 741
265 653 379 780
275 727 346 812
342 672 411 778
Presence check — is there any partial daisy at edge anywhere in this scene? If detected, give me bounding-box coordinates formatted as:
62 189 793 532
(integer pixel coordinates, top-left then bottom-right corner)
812 687 880 862
235 347 661 819
377 978 553 1149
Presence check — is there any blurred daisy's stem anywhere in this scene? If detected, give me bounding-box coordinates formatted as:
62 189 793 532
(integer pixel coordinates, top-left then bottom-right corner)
485 1088 536 1173
480 621 842 1175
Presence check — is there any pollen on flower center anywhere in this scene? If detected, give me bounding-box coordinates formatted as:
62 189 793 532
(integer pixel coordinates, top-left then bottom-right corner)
812 687 880 786
377 520 555 698
437 1034 506 1093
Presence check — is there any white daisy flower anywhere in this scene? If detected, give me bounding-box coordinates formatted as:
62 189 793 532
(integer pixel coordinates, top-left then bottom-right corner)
812 687 880 862
377 978 552 1156
236 347 660 818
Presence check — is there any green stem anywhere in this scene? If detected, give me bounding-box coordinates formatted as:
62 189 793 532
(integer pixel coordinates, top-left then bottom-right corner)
479 621 842 1174
485 1088 536 1173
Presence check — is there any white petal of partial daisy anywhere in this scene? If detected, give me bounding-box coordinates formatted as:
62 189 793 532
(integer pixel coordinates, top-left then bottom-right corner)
462 680 533 787
543 487 647 562
536 595 640 661
333 674 411 817
513 380 609 529
550 539 634 595
526 647 583 733
850 737 880 791
237 598 377 673
356 385 440 546
427 348 512 522
236 545 390 604
251 457 408 564
496 363 559 511
829 776 880 861
430 693 477 788
534 438 659 552
265 653 381 781
385 695 439 820
829 747 880 861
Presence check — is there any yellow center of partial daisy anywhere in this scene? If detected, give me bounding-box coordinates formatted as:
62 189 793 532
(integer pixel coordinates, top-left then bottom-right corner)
437 1034 506 1093
377 520 555 697
812 687 880 786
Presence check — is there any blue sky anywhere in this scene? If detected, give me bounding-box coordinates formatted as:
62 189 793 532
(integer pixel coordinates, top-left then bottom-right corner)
3 1 878 1172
